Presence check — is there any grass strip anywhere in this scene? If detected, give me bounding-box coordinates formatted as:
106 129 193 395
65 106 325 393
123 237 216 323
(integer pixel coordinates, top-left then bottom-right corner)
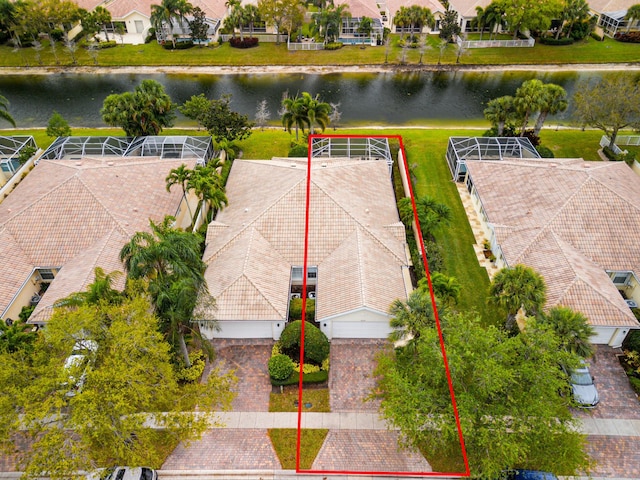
269 387 330 412
268 428 328 469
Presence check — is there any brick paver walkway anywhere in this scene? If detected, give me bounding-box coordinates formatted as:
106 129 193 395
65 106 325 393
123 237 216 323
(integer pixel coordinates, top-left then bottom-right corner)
573 346 640 420
329 339 385 412
312 430 432 473
207 339 274 412
585 435 640 478
162 429 280 470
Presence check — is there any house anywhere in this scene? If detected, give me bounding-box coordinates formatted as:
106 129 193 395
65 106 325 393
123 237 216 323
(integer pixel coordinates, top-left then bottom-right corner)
200 150 412 340
386 0 446 35
447 0 492 33
589 0 638 36
334 0 385 44
0 136 37 188
463 156 640 347
0 136 214 325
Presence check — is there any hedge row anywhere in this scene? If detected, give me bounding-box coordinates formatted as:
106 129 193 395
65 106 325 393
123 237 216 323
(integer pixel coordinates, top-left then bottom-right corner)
615 32 640 43
539 36 574 45
229 37 259 48
270 370 328 386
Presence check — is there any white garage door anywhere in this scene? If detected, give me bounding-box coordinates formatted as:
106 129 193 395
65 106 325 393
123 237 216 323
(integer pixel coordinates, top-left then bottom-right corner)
327 321 391 339
591 327 615 345
203 321 274 339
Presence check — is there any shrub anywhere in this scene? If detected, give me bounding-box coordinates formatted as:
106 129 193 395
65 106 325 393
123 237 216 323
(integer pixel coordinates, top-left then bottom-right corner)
175 350 206 383
602 145 618 161
50 29 64 42
615 32 640 43
288 144 308 157
269 353 295 380
91 40 117 49
536 145 554 158
288 298 315 322
162 40 194 50
293 361 321 373
229 37 259 48
270 369 328 386
521 130 541 146
590 32 603 42
623 330 640 353
539 36 574 45
630 376 640 395
280 320 329 365
145 28 156 43
324 42 343 50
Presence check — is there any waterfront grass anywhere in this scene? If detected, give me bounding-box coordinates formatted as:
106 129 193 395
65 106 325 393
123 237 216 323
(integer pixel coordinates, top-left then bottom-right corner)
268 429 328 469
1 34 639 68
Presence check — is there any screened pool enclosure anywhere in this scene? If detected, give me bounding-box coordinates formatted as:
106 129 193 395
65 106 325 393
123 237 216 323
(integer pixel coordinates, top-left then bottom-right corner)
0 136 37 183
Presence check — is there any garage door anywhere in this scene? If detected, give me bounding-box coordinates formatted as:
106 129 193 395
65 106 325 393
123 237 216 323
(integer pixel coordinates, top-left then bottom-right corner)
591 327 615 345
325 321 392 339
203 321 274 339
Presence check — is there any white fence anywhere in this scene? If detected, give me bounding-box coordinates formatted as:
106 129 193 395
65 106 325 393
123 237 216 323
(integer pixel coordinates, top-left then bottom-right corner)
600 135 624 155
288 40 324 50
615 136 640 146
456 36 535 49
219 33 279 42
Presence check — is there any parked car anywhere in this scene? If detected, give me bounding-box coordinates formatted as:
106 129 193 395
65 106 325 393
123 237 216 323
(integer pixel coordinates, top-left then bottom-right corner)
88 467 157 480
568 360 600 408
63 339 98 397
504 470 558 480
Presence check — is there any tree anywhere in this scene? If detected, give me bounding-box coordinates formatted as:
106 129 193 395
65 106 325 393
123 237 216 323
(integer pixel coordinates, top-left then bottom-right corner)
187 163 228 223
439 8 461 42
514 78 545 136
357 16 373 40
165 163 194 218
488 264 547 330
119 216 211 366
257 0 303 44
419 272 461 307
242 4 261 37
197 94 254 143
388 288 435 353
255 98 271 130
224 0 243 40
573 75 640 148
533 83 568 135
0 290 235 478
57 267 123 308
281 93 308 141
502 0 563 39
474 6 486 39
397 195 452 240
408 5 435 33
0 94 15 127
300 91 331 134
556 0 589 39
374 310 590 479
189 6 209 44
483 1 507 40
624 4 640 32
393 6 411 39
101 80 176 136
0 318 38 355
312 3 350 43
81 6 112 41
539 306 595 358
151 0 193 47
46 111 71 138
484 95 516 135
329 101 342 129
178 92 210 129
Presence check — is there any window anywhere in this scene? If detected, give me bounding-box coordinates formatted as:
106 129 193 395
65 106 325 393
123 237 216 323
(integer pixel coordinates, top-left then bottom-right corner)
308 267 317 279
38 269 55 281
292 267 303 280
135 21 143 34
611 272 631 285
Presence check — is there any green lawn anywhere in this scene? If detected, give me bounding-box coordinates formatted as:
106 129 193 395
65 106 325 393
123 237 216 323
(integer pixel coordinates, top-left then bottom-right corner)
1 34 638 68
268 429 328 469
269 387 330 413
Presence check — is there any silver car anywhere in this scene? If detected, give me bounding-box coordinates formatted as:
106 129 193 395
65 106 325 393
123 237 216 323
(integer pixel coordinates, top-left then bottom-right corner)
569 361 599 408
90 467 157 480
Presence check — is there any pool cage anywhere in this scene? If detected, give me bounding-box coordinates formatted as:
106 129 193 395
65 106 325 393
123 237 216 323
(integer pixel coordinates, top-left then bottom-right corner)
311 136 393 174
446 137 540 182
0 136 37 179
40 136 215 165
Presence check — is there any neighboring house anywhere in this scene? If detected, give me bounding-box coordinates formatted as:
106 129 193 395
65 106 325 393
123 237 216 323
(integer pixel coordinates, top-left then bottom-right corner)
0 136 213 325
463 156 640 347
589 0 638 36
201 153 412 340
334 0 385 44
447 0 491 33
386 0 446 34
0 136 37 188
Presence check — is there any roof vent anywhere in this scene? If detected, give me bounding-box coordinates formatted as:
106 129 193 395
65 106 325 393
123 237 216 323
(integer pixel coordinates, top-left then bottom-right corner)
75 161 82 166
365 208 370 214
107 161 114 166
321 163 327 167
291 163 297 168
244 207 249 213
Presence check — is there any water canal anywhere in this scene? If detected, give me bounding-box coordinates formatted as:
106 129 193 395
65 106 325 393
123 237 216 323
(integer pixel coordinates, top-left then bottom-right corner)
0 70 627 127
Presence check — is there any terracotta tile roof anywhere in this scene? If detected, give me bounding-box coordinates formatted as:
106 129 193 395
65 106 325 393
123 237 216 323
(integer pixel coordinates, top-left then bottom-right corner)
466 159 640 328
387 0 446 16
588 0 637 14
447 0 492 17
204 158 409 322
0 156 189 319
335 0 382 18
105 0 226 20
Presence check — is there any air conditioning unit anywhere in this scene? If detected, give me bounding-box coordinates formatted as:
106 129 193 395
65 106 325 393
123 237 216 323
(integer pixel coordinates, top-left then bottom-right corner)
290 293 301 300
308 292 316 299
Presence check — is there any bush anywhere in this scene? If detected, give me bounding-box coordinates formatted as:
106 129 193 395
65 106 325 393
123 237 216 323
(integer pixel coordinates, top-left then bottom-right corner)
175 350 206 383
279 320 329 365
521 130 541 146
229 37 259 48
270 369 328 386
590 32 604 41
145 28 156 44
324 42 343 50
602 145 618 160
91 40 117 49
615 32 640 43
288 298 315 322
269 353 295 380
162 40 194 50
50 29 64 42
623 329 640 353
288 144 308 157
630 376 640 395
539 36 574 45
536 145 554 158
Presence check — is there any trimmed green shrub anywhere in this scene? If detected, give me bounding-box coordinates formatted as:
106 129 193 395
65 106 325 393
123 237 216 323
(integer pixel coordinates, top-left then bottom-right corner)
162 40 194 50
623 329 640 353
145 28 156 43
324 42 343 50
288 298 315 322
280 320 329 365
50 29 64 42
536 145 554 158
539 36 574 45
269 353 294 380
590 32 603 41
288 144 308 157
90 40 117 49
270 369 328 386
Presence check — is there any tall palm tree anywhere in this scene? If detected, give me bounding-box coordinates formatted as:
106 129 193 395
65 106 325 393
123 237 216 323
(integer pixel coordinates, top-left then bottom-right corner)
393 6 411 39
514 79 545 136
0 94 16 127
484 95 516 135
242 4 260 37
151 0 193 47
625 4 640 32
388 288 435 354
483 2 505 40
538 306 595 358
488 264 547 331
281 94 309 141
187 164 227 224
166 163 195 220
408 5 434 34
301 92 331 134
474 6 486 40
533 84 568 136
225 0 242 39
557 0 589 39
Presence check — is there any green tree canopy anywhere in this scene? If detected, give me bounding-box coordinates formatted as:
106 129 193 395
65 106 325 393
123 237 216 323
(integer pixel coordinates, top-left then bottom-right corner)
180 94 254 143
500 0 563 39
0 288 234 478
101 80 176 136
397 195 452 240
375 310 591 478
624 4 640 32
538 306 595 358
439 8 461 42
484 95 517 135
0 94 16 127
257 0 304 44
46 111 72 138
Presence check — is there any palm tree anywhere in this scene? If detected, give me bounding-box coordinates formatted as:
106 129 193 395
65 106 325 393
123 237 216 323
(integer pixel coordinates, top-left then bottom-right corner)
388 288 435 354
151 0 193 47
514 79 545 136
408 5 434 34
484 95 516 135
483 2 505 40
533 84 568 136
625 4 640 32
488 264 547 331
474 6 486 40
393 6 411 40
357 16 373 42
281 94 309 141
187 164 227 225
166 164 194 219
557 0 589 39
225 0 243 40
422 273 461 307
0 94 16 127
538 306 595 358
242 4 260 38
300 92 331 134
119 216 207 366
58 267 123 307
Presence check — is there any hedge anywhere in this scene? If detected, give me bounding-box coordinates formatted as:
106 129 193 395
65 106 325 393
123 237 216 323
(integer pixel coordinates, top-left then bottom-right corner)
162 40 194 50
269 353 295 381
229 37 259 48
324 42 343 50
615 32 640 43
280 320 329 365
270 369 328 386
590 32 604 41
539 36 574 45
288 144 308 157
536 145 554 158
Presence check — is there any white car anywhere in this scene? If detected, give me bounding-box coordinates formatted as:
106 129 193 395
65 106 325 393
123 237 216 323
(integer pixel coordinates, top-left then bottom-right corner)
63 339 98 397
569 361 600 408
90 467 158 480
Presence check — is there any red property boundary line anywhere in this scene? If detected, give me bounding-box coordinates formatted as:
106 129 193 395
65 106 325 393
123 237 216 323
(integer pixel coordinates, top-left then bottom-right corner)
294 133 470 477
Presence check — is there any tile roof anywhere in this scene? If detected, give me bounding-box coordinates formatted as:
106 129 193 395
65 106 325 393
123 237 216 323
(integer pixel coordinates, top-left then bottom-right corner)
466 159 640 328
335 0 382 18
587 0 637 14
0 155 190 319
387 0 447 15
105 0 226 20
203 158 409 322
447 0 492 17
